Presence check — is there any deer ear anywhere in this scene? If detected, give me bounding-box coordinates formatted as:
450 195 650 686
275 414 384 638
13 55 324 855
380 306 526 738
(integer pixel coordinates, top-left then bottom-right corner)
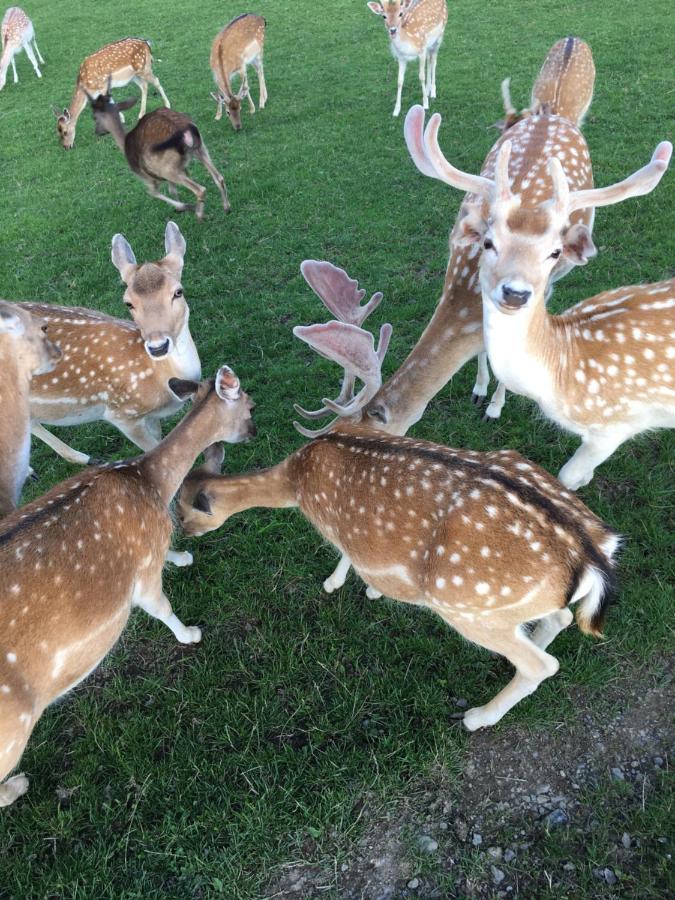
168 377 200 400
164 221 186 274
451 204 487 247
562 223 597 265
0 308 25 336
215 365 241 402
116 96 138 112
111 234 137 283
192 490 213 515
203 442 225 474
367 2 384 14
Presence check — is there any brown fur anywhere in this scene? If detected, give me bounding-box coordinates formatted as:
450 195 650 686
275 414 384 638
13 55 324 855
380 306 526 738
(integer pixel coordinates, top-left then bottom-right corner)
210 13 267 130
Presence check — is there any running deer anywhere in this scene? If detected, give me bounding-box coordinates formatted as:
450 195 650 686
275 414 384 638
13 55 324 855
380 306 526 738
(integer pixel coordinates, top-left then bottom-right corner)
89 88 230 217
495 36 595 133
210 13 267 131
0 365 255 808
54 38 170 150
0 304 61 518
178 261 619 732
0 6 43 90
367 0 447 116
432 137 674 487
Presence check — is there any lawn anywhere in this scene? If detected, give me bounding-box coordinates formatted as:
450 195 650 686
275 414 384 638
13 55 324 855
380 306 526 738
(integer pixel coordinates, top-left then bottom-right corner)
0 0 673 896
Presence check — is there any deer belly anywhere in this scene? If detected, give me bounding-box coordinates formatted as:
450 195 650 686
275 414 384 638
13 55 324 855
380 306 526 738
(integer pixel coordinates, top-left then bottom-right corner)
30 398 106 426
352 562 422 603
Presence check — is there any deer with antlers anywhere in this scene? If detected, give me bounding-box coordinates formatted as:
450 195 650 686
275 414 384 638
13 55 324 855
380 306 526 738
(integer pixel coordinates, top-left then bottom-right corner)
55 38 170 150
210 13 267 131
178 260 619 732
0 6 43 90
0 365 255 807
416 130 674 487
0 303 61 518
88 87 230 217
367 0 448 117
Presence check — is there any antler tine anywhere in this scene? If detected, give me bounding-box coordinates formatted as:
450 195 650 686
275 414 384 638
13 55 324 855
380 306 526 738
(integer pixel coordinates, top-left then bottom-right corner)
293 372 356 420
293 419 337 439
494 140 514 203
420 109 495 197
300 260 382 327
404 104 443 180
547 156 570 217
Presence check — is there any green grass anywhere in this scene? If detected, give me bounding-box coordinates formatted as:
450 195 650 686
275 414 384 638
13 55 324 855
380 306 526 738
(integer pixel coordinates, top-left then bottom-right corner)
0 0 673 896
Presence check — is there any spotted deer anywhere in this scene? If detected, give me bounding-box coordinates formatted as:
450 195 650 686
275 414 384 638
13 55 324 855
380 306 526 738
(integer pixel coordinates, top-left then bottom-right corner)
0 304 61 518
367 0 447 116
423 134 674 487
54 38 170 150
178 261 619 732
210 13 267 131
89 89 230 218
0 366 255 808
495 36 595 133
0 6 43 90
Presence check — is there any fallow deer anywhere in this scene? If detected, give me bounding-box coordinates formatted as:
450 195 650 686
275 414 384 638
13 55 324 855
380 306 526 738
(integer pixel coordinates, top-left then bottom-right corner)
178 261 619 732
0 365 255 808
0 303 61 518
495 36 595 133
89 89 230 218
418 135 674 487
210 13 267 131
367 0 447 117
24 222 201 477
0 6 43 90
55 38 170 150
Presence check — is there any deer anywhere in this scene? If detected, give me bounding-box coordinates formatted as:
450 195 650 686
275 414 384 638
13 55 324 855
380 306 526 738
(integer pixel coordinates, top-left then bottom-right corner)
367 0 448 117
88 87 230 218
494 36 595 133
0 303 61 518
415 133 674 488
0 6 43 90
0 365 255 808
210 13 267 131
54 38 170 150
178 260 619 733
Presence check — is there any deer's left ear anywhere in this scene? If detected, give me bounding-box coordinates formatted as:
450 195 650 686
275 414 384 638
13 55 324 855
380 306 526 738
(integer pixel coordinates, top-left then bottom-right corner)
169 377 200 400
562 223 597 265
367 2 385 15
111 234 137 283
215 365 241 402
192 490 213 515
0 309 25 336
164 221 186 275
451 203 487 247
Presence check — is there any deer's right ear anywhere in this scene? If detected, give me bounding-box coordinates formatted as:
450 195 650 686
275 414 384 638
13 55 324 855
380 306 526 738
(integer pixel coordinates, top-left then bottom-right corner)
111 234 137 283
203 443 225 474
215 366 241 402
116 97 138 112
164 221 186 275
451 204 487 247
192 490 213 515
0 309 24 336
168 377 200 400
367 2 385 15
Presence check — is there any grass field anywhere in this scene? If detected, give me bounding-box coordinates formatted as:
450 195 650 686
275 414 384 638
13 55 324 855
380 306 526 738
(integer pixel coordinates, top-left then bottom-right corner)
0 0 673 896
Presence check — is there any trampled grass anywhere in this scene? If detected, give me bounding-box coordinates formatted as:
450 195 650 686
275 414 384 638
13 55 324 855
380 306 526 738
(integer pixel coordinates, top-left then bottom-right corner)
0 0 672 896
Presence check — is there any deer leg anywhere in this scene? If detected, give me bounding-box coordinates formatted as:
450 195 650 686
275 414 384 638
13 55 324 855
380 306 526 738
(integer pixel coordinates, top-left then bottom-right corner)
31 423 91 466
484 382 507 421
241 69 255 113
134 77 148 117
255 58 267 108
393 59 406 117
33 38 44 64
23 41 41 79
430 48 439 98
418 52 428 109
171 172 207 220
104 414 162 452
143 177 195 214
146 72 170 108
0 681 33 807
472 352 490 404
133 586 201 644
558 431 628 490
11 54 18 83
323 553 352 593
530 608 574 650
193 144 230 214
166 549 193 567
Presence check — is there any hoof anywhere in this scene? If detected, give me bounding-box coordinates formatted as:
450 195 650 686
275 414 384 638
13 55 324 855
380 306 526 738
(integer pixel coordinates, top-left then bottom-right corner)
471 393 486 406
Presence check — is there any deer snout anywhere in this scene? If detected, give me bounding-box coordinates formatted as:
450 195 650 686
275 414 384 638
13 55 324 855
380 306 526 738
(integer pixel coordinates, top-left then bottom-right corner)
144 336 174 359
389 27 398 36
498 281 532 311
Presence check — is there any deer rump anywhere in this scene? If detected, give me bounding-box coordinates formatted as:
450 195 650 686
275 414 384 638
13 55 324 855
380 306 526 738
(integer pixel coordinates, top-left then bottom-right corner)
126 110 202 175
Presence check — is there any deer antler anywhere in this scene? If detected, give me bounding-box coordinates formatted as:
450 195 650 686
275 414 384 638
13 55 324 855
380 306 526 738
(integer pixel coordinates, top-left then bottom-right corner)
292 320 392 438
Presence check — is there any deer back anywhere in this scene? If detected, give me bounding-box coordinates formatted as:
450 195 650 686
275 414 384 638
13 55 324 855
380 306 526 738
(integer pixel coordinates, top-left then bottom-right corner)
531 36 595 126
78 38 152 91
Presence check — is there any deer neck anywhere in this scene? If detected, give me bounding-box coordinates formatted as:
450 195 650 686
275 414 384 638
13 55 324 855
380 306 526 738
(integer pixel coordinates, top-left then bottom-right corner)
108 116 128 155
0 355 31 514
69 84 89 123
201 459 298 521
139 392 226 506
170 316 201 382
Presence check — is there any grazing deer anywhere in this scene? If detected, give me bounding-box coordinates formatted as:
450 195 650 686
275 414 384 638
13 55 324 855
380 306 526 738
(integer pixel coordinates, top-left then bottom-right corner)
0 303 61 517
210 13 267 131
495 36 595 133
0 365 255 808
367 0 448 116
422 134 673 487
89 89 230 218
0 6 43 90
178 261 619 732
54 38 170 150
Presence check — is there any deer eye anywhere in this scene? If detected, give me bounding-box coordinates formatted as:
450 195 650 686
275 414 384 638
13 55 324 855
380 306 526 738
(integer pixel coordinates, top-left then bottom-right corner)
41 325 48 333
483 238 495 251
124 301 134 310
173 288 183 300
550 249 562 260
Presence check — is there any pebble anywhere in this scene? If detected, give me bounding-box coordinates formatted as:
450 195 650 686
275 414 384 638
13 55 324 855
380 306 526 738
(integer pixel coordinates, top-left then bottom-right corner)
611 767 625 781
407 878 420 890
503 849 516 863
341 863 349 872
593 867 617 885
418 836 438 853
563 862 576 872
545 809 569 829
439 821 448 831
653 756 664 768
622 832 631 850
455 697 468 708
491 867 505 885
472 833 483 847
487 847 503 862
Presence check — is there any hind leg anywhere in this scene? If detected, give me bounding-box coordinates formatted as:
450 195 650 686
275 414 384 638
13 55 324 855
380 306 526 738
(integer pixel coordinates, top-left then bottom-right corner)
255 58 267 108
530 608 574 650
24 42 42 79
11 54 18 83
0 685 35 807
172 172 207 220
133 581 201 644
194 144 230 214
146 72 170 108
134 76 148 117
33 38 44 64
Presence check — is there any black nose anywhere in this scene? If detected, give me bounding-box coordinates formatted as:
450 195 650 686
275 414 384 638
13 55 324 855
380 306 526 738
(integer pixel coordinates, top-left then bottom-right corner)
389 27 397 34
501 285 531 307
147 339 170 358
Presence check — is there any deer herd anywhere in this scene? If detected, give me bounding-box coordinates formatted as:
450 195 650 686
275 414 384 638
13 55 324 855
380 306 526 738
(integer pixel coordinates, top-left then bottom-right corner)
0 4 672 810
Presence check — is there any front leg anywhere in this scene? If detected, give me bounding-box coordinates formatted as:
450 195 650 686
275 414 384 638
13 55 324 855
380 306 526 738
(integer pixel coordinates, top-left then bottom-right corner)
558 432 628 490
133 587 201 644
484 382 507 421
323 553 352 593
104 413 163 452
11 55 18 83
31 423 91 466
418 52 428 109
241 70 255 113
393 59 406 117
472 352 490 404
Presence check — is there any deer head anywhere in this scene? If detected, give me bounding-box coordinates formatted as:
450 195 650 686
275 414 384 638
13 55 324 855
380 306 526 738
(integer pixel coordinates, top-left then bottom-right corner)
367 0 414 37
0 303 62 377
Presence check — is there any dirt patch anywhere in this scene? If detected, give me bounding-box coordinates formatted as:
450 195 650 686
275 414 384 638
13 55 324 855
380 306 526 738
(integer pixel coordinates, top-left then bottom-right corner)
264 664 673 898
